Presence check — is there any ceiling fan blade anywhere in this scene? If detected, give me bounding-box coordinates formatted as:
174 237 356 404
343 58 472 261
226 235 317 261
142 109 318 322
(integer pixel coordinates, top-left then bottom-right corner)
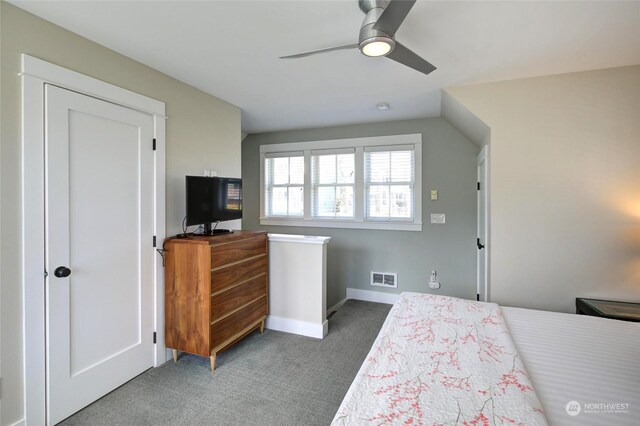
372 0 417 37
279 44 358 59
386 42 436 75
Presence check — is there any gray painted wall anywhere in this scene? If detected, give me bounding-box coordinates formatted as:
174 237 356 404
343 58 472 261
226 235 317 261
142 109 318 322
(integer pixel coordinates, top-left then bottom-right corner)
242 118 479 309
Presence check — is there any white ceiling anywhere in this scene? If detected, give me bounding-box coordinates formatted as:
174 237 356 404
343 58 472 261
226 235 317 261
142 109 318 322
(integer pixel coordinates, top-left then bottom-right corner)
11 1 640 134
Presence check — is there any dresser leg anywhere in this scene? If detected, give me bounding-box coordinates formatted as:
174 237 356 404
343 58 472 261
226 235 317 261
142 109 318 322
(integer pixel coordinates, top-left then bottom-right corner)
260 320 265 335
172 349 178 363
210 353 217 371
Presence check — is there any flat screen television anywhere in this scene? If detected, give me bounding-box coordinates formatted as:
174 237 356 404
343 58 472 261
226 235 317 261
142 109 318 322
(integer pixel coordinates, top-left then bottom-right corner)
186 176 242 235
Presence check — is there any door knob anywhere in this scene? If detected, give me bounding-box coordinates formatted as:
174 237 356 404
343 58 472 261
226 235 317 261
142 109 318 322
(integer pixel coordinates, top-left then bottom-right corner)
54 266 71 278
476 238 485 250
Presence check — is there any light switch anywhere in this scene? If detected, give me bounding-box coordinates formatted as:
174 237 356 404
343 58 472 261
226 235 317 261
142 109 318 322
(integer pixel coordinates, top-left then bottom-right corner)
430 190 438 200
430 214 446 224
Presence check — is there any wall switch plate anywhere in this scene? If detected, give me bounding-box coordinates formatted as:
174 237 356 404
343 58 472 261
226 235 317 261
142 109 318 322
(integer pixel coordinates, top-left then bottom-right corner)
430 189 438 200
430 214 445 224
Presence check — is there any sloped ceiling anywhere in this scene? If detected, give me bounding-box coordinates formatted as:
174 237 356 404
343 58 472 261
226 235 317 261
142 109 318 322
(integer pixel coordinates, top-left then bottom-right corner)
11 0 640 133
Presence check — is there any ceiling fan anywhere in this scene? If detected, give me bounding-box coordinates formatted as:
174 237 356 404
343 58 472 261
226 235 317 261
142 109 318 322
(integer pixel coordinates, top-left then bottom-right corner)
280 0 436 76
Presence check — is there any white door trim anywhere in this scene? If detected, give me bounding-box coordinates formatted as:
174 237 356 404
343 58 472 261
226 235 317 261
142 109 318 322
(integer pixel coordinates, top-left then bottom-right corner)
21 54 166 426
476 145 490 302
20 55 166 117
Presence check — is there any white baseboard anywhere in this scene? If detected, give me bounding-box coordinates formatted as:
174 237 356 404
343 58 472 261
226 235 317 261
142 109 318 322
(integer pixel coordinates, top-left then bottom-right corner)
9 419 26 426
327 297 348 316
346 287 400 305
265 315 327 339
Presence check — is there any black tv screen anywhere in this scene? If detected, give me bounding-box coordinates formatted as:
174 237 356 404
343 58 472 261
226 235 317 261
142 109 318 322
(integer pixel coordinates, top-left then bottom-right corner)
186 176 243 226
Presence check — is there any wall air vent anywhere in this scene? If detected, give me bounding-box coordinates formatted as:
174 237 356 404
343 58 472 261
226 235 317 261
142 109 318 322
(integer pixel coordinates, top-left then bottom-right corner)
370 271 397 288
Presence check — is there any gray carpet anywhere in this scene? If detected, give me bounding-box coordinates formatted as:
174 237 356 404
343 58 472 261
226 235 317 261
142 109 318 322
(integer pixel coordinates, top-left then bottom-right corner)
60 300 391 426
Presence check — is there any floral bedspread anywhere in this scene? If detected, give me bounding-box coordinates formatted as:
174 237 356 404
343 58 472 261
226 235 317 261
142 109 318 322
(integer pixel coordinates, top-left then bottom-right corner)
332 293 548 425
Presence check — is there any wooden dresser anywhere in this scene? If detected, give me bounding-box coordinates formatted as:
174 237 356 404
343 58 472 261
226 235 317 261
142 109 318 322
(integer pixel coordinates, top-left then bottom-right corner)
164 231 268 371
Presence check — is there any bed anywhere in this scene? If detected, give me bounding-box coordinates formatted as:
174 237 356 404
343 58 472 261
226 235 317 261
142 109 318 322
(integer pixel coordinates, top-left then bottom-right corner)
332 292 639 425
502 306 639 425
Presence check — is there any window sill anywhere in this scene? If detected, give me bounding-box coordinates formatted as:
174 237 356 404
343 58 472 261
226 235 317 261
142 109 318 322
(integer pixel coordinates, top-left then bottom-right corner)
259 217 422 232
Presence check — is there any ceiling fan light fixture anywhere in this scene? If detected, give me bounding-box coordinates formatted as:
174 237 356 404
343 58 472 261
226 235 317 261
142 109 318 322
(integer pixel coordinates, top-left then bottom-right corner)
359 37 395 57
280 0 436 76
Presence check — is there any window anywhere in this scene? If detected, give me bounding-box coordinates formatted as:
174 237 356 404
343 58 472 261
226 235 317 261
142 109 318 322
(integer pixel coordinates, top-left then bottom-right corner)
312 149 355 218
365 148 414 221
260 134 422 231
264 153 304 217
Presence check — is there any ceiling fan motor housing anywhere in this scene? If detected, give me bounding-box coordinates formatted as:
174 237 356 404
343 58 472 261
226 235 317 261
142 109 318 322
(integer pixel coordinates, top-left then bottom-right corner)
358 0 395 54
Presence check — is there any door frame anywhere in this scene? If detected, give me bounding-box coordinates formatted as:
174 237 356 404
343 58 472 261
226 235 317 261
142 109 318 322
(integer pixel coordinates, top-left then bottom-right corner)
21 54 166 426
476 145 490 302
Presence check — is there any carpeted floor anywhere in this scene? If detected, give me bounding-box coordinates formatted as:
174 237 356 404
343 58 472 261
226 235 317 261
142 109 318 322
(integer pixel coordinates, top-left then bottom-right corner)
60 300 391 426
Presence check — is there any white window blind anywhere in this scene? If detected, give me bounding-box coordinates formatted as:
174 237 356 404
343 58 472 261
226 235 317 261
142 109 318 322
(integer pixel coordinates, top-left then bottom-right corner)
311 149 355 218
264 154 304 217
260 134 422 231
364 148 414 221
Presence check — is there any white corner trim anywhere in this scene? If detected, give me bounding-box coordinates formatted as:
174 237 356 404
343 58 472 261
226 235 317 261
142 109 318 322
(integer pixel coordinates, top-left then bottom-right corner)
327 298 348 316
267 233 331 245
265 315 327 339
346 288 400 305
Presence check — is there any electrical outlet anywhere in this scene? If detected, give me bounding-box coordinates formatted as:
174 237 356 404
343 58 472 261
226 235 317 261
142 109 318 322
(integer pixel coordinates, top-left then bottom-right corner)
203 170 210 177
430 214 445 224
428 270 441 289
210 170 218 177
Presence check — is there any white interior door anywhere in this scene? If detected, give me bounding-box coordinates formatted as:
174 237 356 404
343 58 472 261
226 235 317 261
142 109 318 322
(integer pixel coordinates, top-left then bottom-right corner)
477 146 488 302
45 84 155 424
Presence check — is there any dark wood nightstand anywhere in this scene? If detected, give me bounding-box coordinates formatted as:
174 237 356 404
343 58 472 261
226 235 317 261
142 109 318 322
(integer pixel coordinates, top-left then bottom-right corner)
576 298 640 322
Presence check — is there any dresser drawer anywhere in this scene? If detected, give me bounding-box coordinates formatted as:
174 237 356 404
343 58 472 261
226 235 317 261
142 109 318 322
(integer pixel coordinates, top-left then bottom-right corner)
211 275 267 322
210 296 267 350
211 255 267 293
210 236 267 269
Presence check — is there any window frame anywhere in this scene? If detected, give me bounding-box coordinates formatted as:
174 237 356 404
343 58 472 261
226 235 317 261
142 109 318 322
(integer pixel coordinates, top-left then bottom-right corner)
263 152 305 218
311 148 356 219
364 146 416 222
259 134 422 231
